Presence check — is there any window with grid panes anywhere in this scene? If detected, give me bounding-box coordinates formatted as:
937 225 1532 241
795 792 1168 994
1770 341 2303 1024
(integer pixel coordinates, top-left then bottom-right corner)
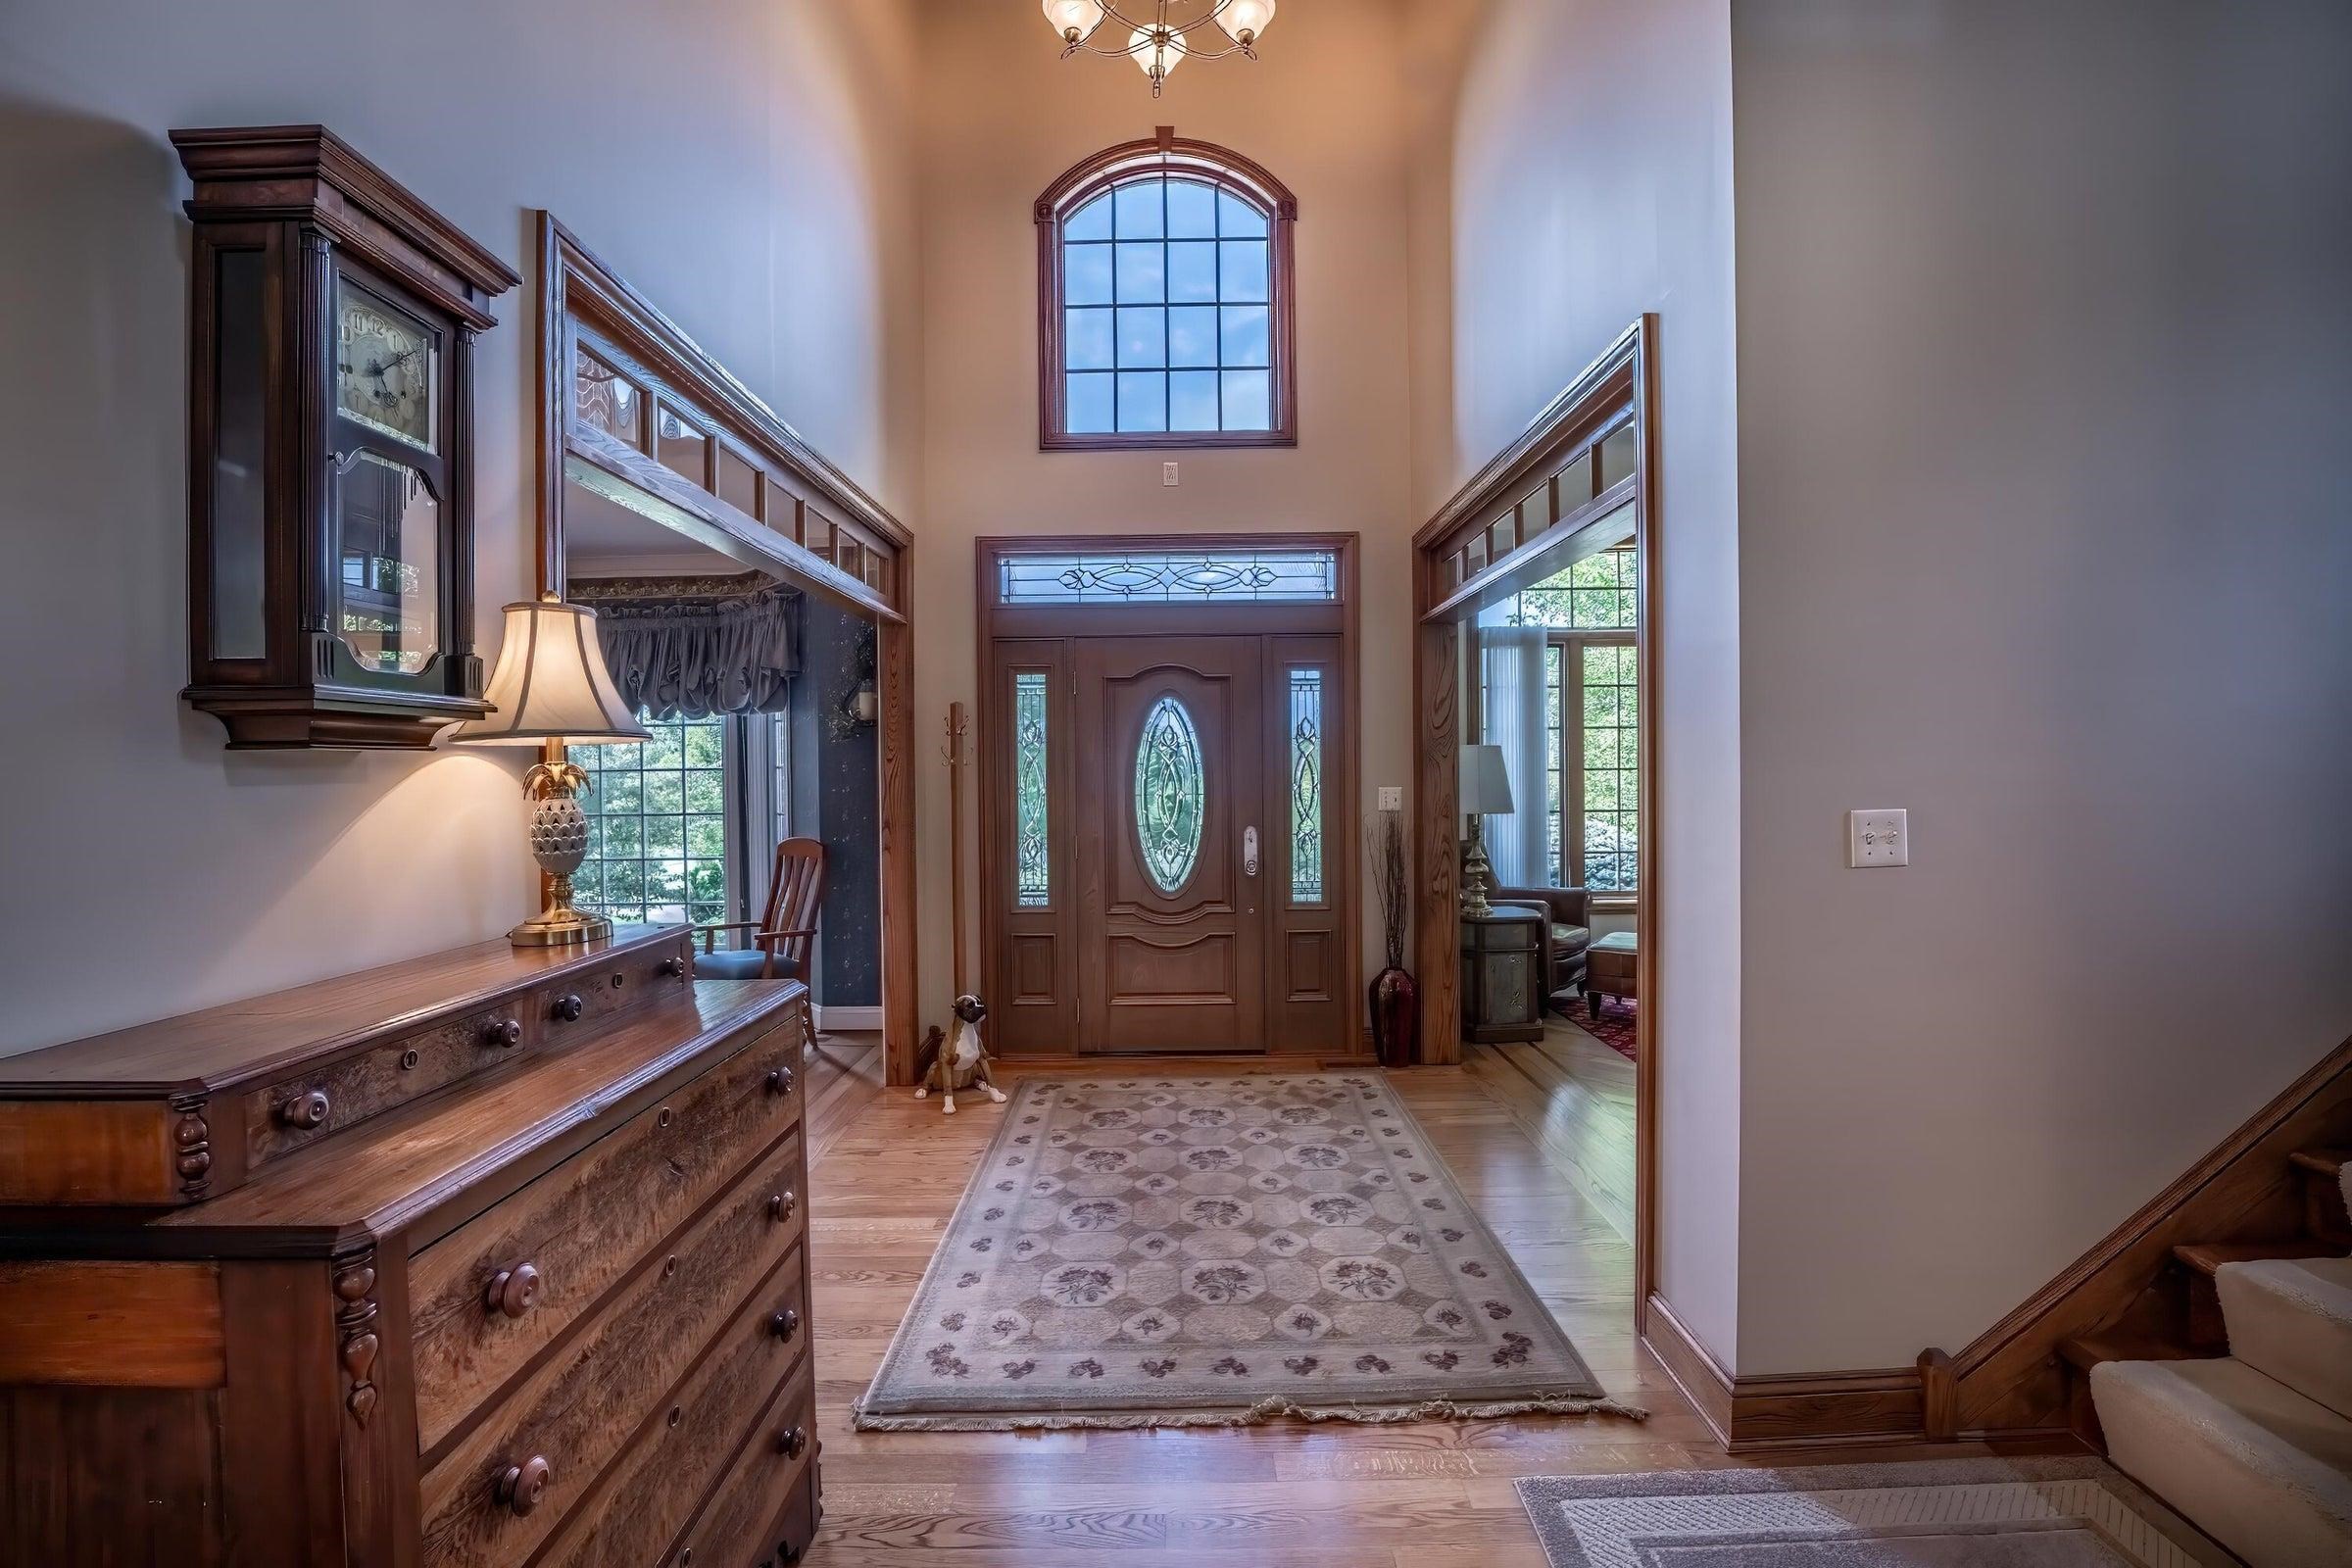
1495 546 1640 895
574 710 732 927
1052 167 1285 441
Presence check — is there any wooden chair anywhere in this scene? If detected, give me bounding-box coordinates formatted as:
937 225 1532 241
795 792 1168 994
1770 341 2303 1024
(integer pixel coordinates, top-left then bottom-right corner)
693 836 825 1052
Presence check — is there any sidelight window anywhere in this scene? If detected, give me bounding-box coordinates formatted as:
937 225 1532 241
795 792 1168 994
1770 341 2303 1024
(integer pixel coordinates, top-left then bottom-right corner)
1288 669 1323 903
1015 671 1051 907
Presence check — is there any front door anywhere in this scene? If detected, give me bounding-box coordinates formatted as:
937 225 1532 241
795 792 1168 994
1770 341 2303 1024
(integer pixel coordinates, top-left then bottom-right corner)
1074 637 1266 1053
978 536 1356 1060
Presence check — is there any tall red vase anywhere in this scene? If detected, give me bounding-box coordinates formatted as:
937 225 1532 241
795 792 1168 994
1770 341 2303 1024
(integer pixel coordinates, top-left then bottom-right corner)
1369 966 1419 1068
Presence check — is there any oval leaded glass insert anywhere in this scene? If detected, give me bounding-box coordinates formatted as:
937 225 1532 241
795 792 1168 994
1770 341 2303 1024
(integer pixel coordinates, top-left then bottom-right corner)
1133 694 1204 894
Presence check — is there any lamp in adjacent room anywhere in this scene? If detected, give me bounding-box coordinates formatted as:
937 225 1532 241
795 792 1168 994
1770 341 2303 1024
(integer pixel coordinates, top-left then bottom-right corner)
450 596 649 949
1458 743 1514 919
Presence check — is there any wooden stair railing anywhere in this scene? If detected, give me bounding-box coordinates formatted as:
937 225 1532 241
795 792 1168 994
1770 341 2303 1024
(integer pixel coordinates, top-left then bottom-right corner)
2055 1146 2349 1450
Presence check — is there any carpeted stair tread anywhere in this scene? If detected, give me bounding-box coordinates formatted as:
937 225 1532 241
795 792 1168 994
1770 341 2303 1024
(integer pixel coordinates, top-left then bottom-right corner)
2092 1355 2352 1567
2060 1328 2211 1372
2221 1254 2352 1422
2172 1238 2338 1276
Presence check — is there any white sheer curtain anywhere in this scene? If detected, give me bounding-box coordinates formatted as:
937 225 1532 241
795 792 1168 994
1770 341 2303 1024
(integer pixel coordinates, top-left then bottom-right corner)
1479 624 1550 888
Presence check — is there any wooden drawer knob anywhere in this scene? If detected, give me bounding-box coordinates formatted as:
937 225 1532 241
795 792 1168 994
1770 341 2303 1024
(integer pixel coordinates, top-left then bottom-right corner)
275 1090 331 1130
484 1017 523 1048
767 1191 797 1222
495 1454 552 1516
766 1066 795 1097
659 955 685 977
776 1424 808 1459
485 1263 542 1319
551 993 585 1023
768 1307 801 1344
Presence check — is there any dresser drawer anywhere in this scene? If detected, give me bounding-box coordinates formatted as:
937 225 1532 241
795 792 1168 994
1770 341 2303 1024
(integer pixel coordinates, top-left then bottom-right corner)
534 1304 816 1568
673 1357 820 1568
418 1192 808 1568
245 1001 531 1169
534 937 690 1039
408 1025 802 1454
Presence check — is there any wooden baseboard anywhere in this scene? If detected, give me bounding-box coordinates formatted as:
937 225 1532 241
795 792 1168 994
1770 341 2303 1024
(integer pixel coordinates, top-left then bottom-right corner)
1634 1036 2352 1450
1640 1292 1732 1446
1643 1293 1926 1452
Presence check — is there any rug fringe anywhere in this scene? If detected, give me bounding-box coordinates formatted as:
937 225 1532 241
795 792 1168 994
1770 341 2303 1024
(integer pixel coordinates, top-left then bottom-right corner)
851 1393 1648 1432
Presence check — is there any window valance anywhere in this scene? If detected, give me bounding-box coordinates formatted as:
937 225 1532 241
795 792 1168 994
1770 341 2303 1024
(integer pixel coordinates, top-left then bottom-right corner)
569 574 799 719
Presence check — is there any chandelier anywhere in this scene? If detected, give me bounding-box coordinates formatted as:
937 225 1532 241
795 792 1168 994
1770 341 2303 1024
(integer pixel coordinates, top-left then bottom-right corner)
1041 2 1279 97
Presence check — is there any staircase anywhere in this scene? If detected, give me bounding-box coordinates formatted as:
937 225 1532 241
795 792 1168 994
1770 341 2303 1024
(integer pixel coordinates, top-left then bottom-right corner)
2072 1149 2352 1564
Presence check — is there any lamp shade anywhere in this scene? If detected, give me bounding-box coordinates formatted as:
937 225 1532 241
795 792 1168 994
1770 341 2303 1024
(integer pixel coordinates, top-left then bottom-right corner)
1042 0 1104 41
1459 743 1515 816
1130 24 1187 78
448 598 649 746
1216 0 1277 44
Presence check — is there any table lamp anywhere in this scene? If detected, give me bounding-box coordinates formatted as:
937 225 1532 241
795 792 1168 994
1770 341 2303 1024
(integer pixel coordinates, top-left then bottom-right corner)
450 596 650 948
1458 743 1514 918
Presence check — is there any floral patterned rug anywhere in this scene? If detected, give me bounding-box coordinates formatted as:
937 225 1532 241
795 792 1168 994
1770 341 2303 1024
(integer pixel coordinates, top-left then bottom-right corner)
852 1072 1640 1430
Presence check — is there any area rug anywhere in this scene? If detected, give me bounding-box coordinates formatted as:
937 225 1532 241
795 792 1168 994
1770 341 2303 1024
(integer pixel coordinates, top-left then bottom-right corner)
1516 1456 2233 1567
1578 997 1637 1061
853 1071 1642 1431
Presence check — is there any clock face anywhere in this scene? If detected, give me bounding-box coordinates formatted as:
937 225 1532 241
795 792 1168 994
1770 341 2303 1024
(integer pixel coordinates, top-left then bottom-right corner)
335 280 436 451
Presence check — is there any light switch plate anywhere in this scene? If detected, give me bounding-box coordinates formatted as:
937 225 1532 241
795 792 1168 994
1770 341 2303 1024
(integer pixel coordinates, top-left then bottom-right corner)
1848 808 1909 867
1378 785 1403 811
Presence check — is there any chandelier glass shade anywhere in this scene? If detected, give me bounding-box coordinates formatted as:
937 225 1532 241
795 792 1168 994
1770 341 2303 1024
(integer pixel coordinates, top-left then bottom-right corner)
1042 0 1276 96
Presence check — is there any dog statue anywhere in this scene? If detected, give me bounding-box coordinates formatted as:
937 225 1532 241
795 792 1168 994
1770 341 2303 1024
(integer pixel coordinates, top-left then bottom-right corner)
914 993 1005 1114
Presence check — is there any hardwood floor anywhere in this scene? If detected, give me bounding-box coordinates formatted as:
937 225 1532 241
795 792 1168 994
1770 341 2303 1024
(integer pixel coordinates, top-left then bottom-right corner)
792 1024 2003 1563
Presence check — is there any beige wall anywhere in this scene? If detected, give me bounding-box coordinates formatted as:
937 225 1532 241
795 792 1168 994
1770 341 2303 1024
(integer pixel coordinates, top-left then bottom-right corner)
1729 0 2352 1371
907 3 1418 1014
1434 0 1747 1365
0 0 922 1054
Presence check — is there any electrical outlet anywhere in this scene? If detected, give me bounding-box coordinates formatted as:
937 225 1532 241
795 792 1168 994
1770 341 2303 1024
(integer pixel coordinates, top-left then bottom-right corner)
1162 461 1180 486
1848 808 1909 867
1378 785 1403 811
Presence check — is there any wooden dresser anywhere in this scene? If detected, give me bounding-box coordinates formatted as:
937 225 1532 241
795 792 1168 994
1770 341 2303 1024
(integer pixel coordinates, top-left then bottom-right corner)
0 925 821 1568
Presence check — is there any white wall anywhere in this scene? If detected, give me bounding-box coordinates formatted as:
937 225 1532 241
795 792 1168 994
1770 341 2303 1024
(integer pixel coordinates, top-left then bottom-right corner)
906 1 1419 1016
1731 0 2352 1370
1437 0 1746 1366
0 0 922 1054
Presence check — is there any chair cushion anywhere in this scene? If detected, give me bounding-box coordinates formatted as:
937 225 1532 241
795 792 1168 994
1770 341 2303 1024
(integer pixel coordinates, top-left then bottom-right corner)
1550 923 1592 953
694 949 804 981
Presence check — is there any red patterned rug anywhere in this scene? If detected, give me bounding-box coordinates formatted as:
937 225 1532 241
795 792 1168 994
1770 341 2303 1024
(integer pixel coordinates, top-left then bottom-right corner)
1577 998 1637 1061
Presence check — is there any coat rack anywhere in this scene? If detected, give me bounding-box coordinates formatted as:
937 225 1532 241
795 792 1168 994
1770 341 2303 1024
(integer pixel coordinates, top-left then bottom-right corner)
943 701 971 999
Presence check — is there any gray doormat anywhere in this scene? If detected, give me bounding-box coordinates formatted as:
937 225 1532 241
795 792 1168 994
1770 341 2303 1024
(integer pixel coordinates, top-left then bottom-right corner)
853 1071 1642 1430
1516 1456 2234 1567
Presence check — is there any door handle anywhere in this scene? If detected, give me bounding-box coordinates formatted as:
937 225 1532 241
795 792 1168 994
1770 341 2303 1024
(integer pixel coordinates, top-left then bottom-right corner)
1243 826 1259 877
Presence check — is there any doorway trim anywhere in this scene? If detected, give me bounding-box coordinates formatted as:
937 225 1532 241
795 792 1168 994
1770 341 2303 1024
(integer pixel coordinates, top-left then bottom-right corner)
531 213 922 1086
1410 317 1659 1333
973 532 1363 1059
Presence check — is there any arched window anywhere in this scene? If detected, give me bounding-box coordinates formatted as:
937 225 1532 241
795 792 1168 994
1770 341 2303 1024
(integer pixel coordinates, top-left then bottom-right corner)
1037 129 1297 449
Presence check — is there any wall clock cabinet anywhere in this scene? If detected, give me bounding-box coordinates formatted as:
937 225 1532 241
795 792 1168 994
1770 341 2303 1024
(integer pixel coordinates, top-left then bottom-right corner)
174 125 520 749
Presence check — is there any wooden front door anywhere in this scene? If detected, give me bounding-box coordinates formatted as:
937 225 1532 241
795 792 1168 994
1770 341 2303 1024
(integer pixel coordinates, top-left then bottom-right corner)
978 534 1358 1061
1074 637 1266 1053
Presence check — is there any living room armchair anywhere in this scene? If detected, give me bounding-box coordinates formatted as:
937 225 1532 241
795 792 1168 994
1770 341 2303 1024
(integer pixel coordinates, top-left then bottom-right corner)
1490 884 1592 1014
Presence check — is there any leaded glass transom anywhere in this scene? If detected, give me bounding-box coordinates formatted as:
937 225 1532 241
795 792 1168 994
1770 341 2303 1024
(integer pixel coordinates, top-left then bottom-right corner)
1015 671 1051 907
1062 174 1274 434
1133 695 1204 894
1288 669 1323 903
999 547 1338 605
